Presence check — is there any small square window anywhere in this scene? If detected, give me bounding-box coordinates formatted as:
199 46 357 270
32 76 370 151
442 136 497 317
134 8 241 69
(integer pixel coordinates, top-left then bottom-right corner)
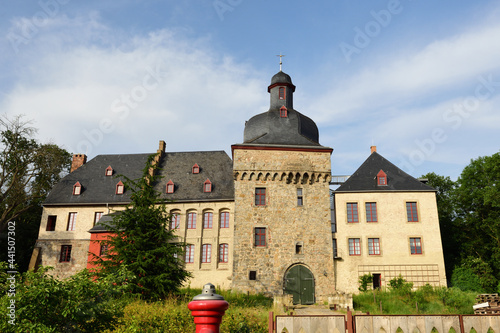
295 243 303 254
46 215 57 231
249 270 257 280
410 237 422 254
348 238 361 256
99 244 109 257
60 245 72 262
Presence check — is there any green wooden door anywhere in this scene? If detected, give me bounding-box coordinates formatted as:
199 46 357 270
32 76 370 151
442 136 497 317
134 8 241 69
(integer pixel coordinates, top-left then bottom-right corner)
284 265 315 305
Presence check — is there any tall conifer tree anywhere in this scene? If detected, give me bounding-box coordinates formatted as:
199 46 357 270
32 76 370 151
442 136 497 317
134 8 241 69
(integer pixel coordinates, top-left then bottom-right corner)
97 155 190 299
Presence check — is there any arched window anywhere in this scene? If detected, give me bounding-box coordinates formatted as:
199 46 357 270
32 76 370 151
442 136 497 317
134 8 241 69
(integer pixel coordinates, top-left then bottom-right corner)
170 211 180 230
187 211 197 229
203 211 213 229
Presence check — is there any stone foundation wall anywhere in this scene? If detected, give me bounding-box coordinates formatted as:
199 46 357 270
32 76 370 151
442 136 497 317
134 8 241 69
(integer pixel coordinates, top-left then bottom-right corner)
35 239 90 279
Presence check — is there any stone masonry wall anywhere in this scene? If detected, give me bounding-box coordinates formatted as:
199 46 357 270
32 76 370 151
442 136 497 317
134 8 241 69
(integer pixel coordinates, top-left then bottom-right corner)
232 147 336 301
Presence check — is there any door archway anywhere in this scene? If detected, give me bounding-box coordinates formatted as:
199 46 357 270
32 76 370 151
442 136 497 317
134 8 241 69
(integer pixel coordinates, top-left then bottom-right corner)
283 265 315 305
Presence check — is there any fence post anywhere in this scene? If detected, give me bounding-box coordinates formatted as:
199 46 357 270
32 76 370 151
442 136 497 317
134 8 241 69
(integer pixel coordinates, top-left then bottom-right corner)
188 283 229 333
347 307 354 333
268 311 274 333
459 315 464 333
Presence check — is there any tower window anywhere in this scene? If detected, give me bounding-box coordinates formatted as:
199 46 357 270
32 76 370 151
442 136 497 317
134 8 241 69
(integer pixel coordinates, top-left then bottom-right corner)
254 227 266 247
279 87 285 100
280 106 288 118
255 188 266 206
297 188 303 206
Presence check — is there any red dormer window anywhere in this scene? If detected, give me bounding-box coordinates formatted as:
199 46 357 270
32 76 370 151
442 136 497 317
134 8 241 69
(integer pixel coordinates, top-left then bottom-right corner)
280 106 288 118
377 170 387 186
279 87 285 100
192 164 200 174
105 166 113 176
166 180 175 194
116 181 124 194
204 179 212 193
73 181 82 195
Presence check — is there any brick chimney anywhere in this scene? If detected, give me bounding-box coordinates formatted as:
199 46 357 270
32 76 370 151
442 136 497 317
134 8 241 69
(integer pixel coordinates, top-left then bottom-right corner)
370 146 377 154
71 154 87 172
148 140 166 179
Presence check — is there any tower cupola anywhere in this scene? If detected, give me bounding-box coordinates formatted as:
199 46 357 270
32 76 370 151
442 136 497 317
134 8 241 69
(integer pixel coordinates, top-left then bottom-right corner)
268 71 296 110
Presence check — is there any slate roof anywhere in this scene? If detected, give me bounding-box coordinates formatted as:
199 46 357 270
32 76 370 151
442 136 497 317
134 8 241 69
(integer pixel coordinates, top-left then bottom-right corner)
88 212 121 233
155 151 234 202
335 152 435 192
243 108 321 146
44 153 152 205
44 150 235 205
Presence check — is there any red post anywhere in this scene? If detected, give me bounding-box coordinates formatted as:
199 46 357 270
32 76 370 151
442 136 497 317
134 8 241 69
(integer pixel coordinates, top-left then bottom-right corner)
188 283 229 333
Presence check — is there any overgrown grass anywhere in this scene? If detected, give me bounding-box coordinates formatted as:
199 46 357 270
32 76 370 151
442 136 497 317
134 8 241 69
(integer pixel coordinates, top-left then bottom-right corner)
105 288 273 333
353 285 477 315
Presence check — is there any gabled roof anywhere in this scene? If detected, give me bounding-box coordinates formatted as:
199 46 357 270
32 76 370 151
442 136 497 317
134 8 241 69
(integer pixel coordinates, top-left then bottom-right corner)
335 152 435 192
44 153 152 205
155 151 234 202
44 150 235 206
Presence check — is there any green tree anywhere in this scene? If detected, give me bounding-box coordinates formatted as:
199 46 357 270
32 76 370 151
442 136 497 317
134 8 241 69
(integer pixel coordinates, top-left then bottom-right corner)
421 172 458 281
96 156 191 300
453 152 500 288
0 115 71 271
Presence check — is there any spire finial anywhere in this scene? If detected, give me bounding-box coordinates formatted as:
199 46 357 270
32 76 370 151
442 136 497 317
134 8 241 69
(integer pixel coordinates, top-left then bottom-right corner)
276 53 285 71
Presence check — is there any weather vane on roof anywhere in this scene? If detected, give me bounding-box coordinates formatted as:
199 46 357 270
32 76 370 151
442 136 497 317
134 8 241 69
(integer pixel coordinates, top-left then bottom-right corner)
276 53 285 71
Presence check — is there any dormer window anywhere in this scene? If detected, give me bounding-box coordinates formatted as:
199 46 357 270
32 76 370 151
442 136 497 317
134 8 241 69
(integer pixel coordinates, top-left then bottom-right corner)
105 166 113 176
280 106 288 118
203 179 212 193
377 170 387 186
73 181 82 195
166 180 175 194
192 164 200 174
116 181 124 194
279 87 285 100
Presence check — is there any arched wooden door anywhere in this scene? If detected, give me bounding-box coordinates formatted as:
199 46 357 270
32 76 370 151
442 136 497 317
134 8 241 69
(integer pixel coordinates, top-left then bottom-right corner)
283 265 315 305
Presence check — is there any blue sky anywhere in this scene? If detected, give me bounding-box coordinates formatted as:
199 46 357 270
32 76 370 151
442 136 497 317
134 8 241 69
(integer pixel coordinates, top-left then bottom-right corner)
1 1 499 180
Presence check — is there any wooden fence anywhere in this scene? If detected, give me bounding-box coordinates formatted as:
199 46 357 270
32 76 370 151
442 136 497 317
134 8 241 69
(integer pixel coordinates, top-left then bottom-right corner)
269 311 500 333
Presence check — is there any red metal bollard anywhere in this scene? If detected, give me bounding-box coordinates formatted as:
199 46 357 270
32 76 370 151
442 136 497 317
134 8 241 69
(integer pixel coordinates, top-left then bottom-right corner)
188 283 229 333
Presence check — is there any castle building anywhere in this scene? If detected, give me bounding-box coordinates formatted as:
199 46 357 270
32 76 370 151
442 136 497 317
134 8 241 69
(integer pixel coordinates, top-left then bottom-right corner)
31 70 447 303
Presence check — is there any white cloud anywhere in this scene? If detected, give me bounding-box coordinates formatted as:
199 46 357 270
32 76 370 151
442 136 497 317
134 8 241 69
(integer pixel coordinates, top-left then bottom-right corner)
1 14 267 157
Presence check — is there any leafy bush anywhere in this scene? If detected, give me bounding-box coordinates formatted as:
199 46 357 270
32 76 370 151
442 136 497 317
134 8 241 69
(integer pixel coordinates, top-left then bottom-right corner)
451 266 484 292
389 275 413 295
358 274 373 292
0 265 127 333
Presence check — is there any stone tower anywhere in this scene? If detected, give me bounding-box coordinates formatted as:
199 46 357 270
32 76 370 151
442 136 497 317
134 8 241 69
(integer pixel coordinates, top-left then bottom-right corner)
231 71 335 304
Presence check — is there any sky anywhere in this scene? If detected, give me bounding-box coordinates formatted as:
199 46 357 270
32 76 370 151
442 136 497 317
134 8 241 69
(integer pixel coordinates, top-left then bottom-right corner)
1 0 499 181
